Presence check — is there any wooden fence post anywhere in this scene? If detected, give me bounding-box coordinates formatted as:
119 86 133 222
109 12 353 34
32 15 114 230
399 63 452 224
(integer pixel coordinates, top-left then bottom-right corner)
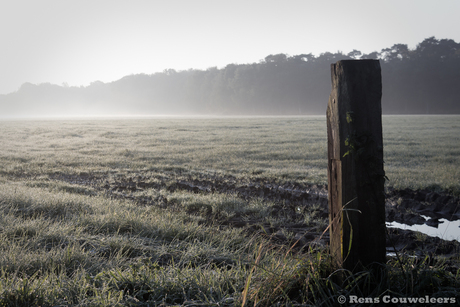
327 60 386 272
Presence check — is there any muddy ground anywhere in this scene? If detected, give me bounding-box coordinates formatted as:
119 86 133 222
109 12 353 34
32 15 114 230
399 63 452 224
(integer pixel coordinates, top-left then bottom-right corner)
35 170 460 262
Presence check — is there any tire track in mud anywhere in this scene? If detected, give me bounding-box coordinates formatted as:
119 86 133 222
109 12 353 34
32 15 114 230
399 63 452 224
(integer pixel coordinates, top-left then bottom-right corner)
49 171 460 225
48 171 331 250
45 171 460 256
49 171 329 212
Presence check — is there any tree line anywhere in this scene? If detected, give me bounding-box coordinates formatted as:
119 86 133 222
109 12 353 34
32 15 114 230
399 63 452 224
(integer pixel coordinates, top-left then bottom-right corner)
1 37 459 117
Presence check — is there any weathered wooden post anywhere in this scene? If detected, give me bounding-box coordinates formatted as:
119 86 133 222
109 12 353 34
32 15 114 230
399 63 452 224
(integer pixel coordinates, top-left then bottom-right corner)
327 60 386 272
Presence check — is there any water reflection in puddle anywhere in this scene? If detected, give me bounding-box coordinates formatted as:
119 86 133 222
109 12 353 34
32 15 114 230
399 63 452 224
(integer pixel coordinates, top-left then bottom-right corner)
387 216 460 242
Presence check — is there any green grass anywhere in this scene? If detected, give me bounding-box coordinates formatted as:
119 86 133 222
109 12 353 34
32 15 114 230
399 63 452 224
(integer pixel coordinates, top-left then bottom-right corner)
0 115 459 306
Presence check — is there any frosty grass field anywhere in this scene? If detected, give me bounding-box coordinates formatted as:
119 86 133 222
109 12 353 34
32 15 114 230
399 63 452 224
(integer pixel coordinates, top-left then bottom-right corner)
0 115 459 306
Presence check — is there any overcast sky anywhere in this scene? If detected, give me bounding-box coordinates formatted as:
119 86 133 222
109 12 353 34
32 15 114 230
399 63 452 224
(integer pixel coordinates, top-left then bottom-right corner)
1 0 458 94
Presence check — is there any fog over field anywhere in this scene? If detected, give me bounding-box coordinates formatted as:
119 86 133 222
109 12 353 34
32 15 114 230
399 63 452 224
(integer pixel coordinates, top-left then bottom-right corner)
1 1 459 118
1 36 460 118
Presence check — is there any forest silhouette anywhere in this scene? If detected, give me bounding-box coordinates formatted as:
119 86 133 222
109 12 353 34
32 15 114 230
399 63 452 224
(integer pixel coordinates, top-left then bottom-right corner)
1 37 459 117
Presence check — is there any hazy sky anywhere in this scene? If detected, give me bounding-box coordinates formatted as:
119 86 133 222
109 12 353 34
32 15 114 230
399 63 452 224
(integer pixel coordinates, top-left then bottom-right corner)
1 0 458 94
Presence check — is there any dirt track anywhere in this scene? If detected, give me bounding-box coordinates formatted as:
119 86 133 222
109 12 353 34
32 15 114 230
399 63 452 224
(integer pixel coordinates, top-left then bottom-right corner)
45 170 460 258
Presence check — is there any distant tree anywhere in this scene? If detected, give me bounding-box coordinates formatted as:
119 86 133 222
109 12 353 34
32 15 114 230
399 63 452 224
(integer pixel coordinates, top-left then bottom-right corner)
361 51 380 59
264 54 288 64
347 49 362 59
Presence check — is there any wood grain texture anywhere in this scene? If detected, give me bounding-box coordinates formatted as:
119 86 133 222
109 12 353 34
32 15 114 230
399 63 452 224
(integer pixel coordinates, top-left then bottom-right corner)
327 60 386 271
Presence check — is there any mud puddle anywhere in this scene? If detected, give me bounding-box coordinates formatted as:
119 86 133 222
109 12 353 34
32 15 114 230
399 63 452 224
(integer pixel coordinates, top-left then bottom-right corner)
387 216 460 242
